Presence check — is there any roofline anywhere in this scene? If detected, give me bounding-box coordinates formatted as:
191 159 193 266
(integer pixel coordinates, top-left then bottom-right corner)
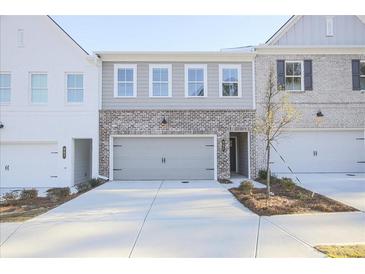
47 15 89 56
94 51 254 55
265 15 297 45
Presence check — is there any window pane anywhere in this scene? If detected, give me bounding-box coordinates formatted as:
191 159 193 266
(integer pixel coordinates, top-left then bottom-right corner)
67 89 83 103
67 74 83 89
125 83 134 96
160 68 168 82
32 89 47 103
160 83 168 96
153 68 161 82
285 77 293 90
360 63 365 76
31 74 47 88
293 62 302 75
153 83 161 96
195 69 204 81
222 83 238 96
118 69 126 81
0 88 10 103
360 78 365 90
293 77 302 90
188 83 204 96
125 69 133 81
286 63 293 76
188 69 196 81
223 69 238 82
0 74 10 87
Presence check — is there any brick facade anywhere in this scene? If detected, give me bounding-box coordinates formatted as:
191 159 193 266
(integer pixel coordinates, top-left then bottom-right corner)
255 54 365 172
99 109 256 180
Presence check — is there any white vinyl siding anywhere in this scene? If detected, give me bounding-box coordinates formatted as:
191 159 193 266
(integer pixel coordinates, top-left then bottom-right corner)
31 73 48 103
360 61 365 91
149 64 172 97
219 64 241 97
285 61 304 92
0 73 11 103
185 64 207 97
66 73 84 103
114 64 137 97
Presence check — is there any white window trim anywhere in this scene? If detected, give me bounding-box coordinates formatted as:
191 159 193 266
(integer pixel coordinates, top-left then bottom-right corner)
284 60 304 92
65 72 84 105
113 64 137 98
29 72 48 105
0 72 11 105
184 64 208 98
360 60 365 91
219 64 242 98
149 64 172 97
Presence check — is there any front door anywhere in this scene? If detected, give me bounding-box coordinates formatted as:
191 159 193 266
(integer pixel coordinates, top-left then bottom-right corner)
230 138 237 172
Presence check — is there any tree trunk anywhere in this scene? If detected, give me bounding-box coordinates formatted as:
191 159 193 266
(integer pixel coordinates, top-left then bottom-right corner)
266 143 271 196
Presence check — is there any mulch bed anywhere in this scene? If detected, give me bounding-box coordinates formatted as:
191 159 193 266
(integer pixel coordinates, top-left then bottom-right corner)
229 180 358 216
0 195 77 222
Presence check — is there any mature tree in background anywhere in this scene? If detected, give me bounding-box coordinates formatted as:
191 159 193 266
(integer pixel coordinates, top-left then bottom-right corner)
256 66 300 196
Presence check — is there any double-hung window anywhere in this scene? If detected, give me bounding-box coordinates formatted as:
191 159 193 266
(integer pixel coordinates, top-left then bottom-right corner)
66 73 84 103
219 65 241 97
31 73 48 103
285 61 304 91
0 73 11 103
185 64 207 97
149 65 172 97
360 61 365 91
114 64 137 97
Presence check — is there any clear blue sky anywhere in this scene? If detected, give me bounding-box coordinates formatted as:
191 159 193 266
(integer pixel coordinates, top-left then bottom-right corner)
52 16 290 53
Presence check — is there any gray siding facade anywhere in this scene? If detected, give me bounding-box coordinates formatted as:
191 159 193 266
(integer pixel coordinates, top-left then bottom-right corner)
102 62 254 110
274 16 365 46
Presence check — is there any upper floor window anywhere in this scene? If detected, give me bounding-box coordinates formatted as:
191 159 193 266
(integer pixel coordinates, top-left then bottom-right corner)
114 64 137 97
361 61 365 91
185 64 207 97
31 73 48 103
0 73 11 103
285 61 303 91
219 64 241 97
149 64 172 97
66 73 84 103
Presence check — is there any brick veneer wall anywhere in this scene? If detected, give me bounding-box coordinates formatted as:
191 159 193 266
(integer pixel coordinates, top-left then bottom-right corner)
99 109 256 180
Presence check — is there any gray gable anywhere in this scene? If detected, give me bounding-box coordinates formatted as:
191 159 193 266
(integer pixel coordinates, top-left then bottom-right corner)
273 15 365 46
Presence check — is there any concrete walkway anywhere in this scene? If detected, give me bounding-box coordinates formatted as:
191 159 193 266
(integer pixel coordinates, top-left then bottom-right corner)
0 180 363 257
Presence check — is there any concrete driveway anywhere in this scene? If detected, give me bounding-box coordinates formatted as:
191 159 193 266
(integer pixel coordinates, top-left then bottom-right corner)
0 180 324 258
278 173 365 211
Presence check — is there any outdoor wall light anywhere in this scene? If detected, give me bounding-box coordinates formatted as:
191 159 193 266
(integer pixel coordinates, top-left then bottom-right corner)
0 122 3 129
222 139 226 152
316 111 324 117
161 117 167 127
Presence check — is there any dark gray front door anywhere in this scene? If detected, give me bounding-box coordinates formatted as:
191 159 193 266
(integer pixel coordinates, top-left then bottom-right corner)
230 138 237 172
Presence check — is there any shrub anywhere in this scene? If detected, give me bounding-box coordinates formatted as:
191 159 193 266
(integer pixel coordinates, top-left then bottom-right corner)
75 182 92 193
20 189 38 200
46 187 70 202
88 178 103 188
239 180 254 195
1 190 20 205
258 169 267 180
280 177 296 191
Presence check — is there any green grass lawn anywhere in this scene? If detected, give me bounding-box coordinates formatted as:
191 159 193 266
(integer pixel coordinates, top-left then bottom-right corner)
315 245 365 258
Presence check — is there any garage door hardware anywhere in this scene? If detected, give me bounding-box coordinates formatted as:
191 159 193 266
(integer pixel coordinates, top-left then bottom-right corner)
161 157 166 163
50 151 58 154
113 168 122 171
205 144 214 147
181 181 189 184
50 176 58 178
113 145 122 147
356 138 365 140
346 174 356 176
206 168 214 170
357 161 365 163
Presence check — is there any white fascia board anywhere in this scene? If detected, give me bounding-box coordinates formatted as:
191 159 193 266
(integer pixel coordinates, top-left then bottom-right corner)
254 45 365 55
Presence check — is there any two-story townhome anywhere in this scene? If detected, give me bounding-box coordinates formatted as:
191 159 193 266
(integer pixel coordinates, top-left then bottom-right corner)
0 16 100 190
96 52 256 181
254 15 365 175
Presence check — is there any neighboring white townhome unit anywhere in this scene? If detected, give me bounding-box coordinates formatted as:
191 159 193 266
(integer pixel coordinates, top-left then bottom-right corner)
0 16 100 190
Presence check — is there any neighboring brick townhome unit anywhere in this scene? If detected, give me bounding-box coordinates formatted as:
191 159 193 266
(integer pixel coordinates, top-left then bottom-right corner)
254 15 365 175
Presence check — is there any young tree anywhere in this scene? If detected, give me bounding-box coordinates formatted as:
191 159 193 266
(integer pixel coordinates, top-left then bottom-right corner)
256 66 300 196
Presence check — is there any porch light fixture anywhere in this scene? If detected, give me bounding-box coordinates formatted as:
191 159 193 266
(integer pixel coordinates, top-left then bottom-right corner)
0 122 3 129
161 117 167 127
316 111 324 117
222 139 226 152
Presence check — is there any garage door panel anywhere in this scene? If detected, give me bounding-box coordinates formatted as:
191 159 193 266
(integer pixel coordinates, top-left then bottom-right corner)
271 130 365 174
113 137 215 180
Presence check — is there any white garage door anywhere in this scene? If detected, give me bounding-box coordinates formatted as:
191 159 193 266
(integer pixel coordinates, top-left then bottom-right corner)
270 130 365 174
112 136 215 180
0 143 58 188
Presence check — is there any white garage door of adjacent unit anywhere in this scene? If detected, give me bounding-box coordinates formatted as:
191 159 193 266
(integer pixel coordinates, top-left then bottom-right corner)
270 130 365 174
0 143 59 188
113 137 215 180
